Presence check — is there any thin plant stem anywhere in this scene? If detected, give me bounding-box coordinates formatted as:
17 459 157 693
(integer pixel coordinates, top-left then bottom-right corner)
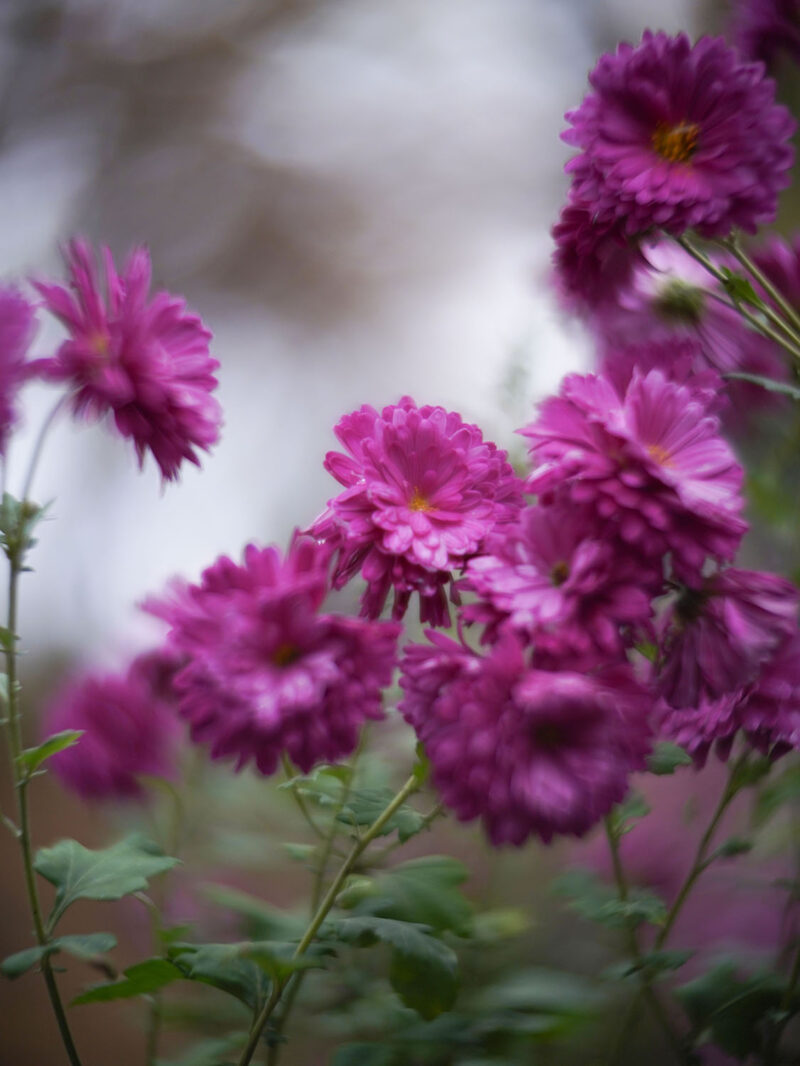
237 773 420 1066
604 819 688 1064
21 396 66 504
3 551 83 1065
722 236 800 337
280 753 327 841
675 236 800 361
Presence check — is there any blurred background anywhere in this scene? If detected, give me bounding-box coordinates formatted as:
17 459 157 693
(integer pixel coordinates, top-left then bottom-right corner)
1 2 767 1064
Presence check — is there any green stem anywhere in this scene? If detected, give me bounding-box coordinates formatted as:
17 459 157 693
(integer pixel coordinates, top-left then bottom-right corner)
654 754 747 952
722 236 800 338
280 753 327 842
237 773 420 1066
3 556 83 1066
675 236 800 361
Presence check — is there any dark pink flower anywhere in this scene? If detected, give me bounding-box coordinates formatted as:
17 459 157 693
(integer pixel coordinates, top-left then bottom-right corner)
463 501 655 665
146 535 400 775
658 568 799 710
312 397 522 624
551 198 643 311
732 0 800 67
738 631 800 757
43 649 182 802
658 691 742 767
0 287 36 455
522 369 746 579
35 239 221 481
399 632 652 845
564 32 795 238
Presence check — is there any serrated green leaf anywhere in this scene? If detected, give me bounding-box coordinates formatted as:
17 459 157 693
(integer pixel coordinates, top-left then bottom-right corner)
606 792 651 838
2 932 117 979
35 834 178 928
170 943 269 1012
18 730 83 777
647 742 692 776
337 787 425 843
719 268 761 307
74 958 181 1004
352 856 471 935
333 915 458 1020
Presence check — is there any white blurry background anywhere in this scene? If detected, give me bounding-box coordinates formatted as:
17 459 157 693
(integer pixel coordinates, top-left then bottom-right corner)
0 0 700 668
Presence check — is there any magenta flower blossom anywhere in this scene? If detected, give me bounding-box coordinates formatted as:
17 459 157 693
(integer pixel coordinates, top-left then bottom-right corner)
312 397 522 625
399 632 652 845
522 369 746 579
563 32 795 238
43 649 182 802
146 535 400 776
738 631 800 757
551 198 643 311
732 0 800 67
0 287 37 455
34 239 221 481
657 568 799 711
659 691 743 767
463 502 655 666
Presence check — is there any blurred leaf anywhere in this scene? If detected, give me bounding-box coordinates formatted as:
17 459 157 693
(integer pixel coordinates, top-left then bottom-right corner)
169 943 269 1012
471 907 529 942
352 856 472 934
472 967 605 1016
606 792 651 837
731 756 772 791
200 885 304 940
2 933 116 979
726 371 800 402
711 837 753 860
554 869 666 928
35 835 178 927
754 764 800 826
338 787 425 842
155 1033 245 1066
647 742 692 776
74 958 180 1004
17 730 83 777
331 1045 396 1066
0 494 47 560
283 843 317 864
677 964 786 1058
332 916 458 1020
606 949 694 982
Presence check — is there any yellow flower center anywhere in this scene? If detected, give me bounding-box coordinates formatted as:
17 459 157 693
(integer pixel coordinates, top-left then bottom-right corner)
409 488 433 512
550 560 570 587
651 121 700 164
647 443 673 467
89 331 110 357
272 643 301 668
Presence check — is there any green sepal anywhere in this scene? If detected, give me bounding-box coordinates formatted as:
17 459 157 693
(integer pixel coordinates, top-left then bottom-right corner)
17 730 83 777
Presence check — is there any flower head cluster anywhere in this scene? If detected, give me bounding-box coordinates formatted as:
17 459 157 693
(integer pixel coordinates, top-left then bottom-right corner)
563 32 794 240
44 648 183 802
400 633 651 845
0 287 36 455
35 240 221 481
312 397 522 624
522 368 746 579
147 535 400 775
551 201 642 311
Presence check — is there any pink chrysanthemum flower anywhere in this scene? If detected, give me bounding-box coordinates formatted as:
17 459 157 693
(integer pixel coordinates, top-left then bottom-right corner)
44 648 183 802
0 287 37 455
657 568 799 711
463 502 655 666
400 632 652 845
659 691 743 768
146 535 400 775
551 198 643 311
739 631 800 757
34 239 221 481
312 397 523 625
732 0 800 68
522 369 746 579
563 32 795 238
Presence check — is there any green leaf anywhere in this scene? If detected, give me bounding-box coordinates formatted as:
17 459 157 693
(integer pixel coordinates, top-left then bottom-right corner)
170 942 269 1012
333 916 458 1020
199 885 304 940
606 792 651 838
647 742 693 776
17 730 83 777
606 949 694 982
0 627 15 652
719 268 761 307
473 967 605 1016
677 964 786 1058
35 834 178 927
154 1034 245 1066
0 494 48 562
337 787 425 843
73 958 181 1004
352 856 472 934
731 755 773 790
2 933 117 979
554 869 666 929
331 1045 396 1066
712 837 753 860
754 763 800 826
725 371 800 402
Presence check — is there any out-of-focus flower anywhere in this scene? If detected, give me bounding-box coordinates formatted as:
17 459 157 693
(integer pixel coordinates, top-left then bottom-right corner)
34 239 221 481
563 32 794 238
44 648 183 801
146 535 400 775
522 369 746 579
0 287 37 455
658 690 743 766
739 630 800 756
463 501 654 665
732 0 800 67
399 632 652 845
658 569 799 709
312 397 522 625
551 198 642 311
